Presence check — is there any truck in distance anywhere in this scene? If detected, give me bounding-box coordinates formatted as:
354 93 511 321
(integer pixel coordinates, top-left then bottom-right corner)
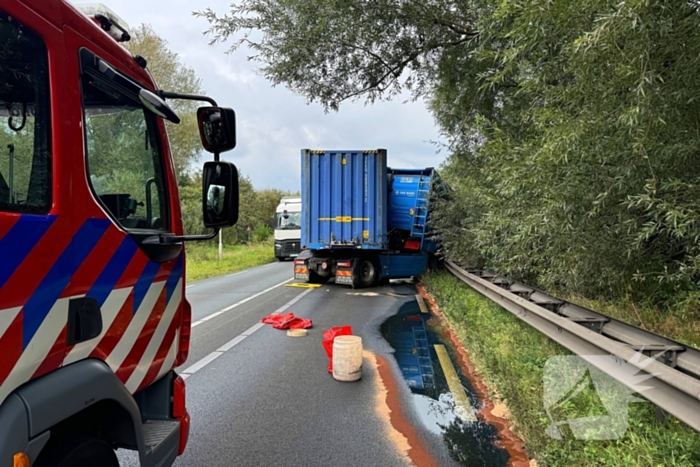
273 196 302 261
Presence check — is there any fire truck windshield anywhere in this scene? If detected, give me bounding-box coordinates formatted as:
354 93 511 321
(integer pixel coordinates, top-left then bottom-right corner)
0 10 52 214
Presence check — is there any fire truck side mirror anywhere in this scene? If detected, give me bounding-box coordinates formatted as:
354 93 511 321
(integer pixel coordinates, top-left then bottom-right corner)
202 161 239 228
197 106 236 154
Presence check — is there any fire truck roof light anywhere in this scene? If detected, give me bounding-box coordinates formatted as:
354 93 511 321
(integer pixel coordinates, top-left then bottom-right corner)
75 3 131 42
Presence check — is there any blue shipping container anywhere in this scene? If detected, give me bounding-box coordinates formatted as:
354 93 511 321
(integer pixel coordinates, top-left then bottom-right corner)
301 149 387 249
388 168 433 232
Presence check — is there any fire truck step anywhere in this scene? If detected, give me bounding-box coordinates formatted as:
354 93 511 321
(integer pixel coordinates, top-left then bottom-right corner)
141 420 180 452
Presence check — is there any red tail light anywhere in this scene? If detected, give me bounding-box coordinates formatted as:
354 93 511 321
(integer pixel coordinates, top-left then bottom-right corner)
175 299 191 367
173 375 189 455
294 259 305 265
173 375 187 418
405 240 421 251
337 261 352 268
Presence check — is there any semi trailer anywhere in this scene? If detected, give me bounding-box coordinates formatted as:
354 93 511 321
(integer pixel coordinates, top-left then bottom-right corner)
294 149 442 287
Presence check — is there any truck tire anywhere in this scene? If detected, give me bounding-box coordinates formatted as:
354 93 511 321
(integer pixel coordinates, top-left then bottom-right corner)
357 258 379 288
35 435 119 467
276 256 285 262
427 253 444 271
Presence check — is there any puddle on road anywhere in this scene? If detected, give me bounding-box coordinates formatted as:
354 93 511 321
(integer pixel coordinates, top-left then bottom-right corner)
381 302 510 467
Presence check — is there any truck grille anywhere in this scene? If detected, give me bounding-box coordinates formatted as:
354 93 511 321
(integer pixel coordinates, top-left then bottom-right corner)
282 241 301 256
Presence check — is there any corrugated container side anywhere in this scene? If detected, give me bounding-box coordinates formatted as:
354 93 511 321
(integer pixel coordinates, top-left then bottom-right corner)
301 149 387 249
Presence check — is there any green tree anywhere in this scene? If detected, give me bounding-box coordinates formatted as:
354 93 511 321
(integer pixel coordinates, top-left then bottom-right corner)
194 0 477 111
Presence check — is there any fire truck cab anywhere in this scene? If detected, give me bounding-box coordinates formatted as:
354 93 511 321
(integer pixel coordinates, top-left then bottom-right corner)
0 1 238 466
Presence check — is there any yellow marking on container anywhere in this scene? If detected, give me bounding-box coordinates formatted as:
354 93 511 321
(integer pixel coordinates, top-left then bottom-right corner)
415 294 429 314
434 345 477 422
362 230 369 239
341 157 347 165
317 217 370 222
285 283 322 288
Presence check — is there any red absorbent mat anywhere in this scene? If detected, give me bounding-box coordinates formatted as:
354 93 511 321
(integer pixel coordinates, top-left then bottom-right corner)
261 312 313 330
289 318 313 330
321 326 353 373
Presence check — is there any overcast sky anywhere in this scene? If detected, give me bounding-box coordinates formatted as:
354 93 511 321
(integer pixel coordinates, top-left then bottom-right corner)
98 0 445 192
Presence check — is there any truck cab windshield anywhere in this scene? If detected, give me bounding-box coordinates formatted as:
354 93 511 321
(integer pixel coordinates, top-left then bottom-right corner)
277 212 300 229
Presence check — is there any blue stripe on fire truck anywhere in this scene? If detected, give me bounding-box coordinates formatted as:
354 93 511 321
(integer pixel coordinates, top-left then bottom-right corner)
0 215 56 289
86 236 139 308
22 218 110 348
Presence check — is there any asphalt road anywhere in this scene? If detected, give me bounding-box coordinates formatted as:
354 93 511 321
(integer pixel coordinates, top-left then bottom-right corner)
120 261 464 467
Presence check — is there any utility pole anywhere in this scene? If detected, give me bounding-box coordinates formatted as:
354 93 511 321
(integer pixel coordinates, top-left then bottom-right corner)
218 229 223 262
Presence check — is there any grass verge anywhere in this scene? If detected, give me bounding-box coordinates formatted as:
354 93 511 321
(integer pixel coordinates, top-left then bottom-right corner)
420 271 700 467
185 240 276 283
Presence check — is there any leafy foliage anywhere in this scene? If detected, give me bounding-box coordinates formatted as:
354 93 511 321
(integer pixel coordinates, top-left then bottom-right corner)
180 171 289 244
428 0 700 300
194 0 477 111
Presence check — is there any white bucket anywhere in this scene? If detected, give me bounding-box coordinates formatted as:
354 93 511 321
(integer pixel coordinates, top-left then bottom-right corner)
332 335 363 382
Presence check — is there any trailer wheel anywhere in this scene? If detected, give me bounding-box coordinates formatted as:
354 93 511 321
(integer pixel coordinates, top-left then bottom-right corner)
427 253 444 271
357 259 378 287
35 435 119 467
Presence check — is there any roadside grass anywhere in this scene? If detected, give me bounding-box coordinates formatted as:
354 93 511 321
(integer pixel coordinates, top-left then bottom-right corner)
185 240 277 283
420 271 700 467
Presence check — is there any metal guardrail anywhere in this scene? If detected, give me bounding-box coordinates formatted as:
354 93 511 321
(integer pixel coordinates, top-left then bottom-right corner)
445 261 700 431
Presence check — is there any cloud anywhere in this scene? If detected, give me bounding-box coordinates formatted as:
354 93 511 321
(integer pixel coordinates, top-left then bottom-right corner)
101 0 445 191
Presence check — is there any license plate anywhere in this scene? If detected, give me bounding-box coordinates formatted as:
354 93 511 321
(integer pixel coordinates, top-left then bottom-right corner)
295 273 309 281
335 275 353 285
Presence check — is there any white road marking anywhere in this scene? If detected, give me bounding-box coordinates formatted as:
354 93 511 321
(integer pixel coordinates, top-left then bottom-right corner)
186 285 195 289
181 288 315 378
217 335 246 352
191 278 294 327
226 271 245 278
241 322 265 336
181 351 223 375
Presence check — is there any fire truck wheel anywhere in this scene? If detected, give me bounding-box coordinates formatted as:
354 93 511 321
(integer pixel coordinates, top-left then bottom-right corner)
35 435 119 467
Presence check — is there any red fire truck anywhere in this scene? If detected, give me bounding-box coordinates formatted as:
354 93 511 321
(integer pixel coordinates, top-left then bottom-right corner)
0 1 239 466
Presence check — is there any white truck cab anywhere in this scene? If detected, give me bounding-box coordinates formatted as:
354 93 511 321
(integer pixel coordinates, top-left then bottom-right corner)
274 196 301 261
